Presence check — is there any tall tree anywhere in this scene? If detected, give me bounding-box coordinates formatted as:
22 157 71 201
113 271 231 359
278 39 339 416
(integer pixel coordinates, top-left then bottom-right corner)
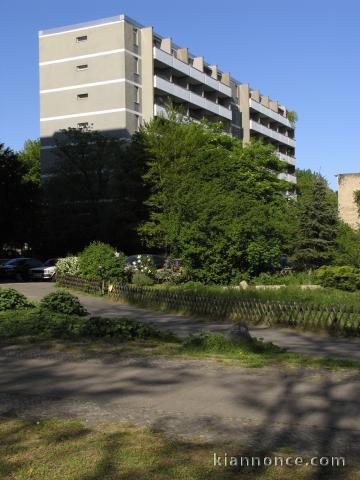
292 175 338 269
138 113 296 283
0 143 40 252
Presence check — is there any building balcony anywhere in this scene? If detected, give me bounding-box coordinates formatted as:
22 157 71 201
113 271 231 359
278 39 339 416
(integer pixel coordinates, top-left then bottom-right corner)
249 120 296 148
154 75 232 120
276 152 296 166
249 99 293 129
277 172 297 184
153 47 232 98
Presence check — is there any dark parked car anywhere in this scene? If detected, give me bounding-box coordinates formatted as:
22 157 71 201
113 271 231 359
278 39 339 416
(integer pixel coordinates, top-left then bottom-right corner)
29 258 60 281
0 258 43 281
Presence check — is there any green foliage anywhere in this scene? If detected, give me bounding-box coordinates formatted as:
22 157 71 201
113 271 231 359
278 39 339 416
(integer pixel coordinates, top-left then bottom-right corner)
138 110 296 283
155 259 188 284
0 288 33 311
55 257 80 277
81 316 171 340
315 265 360 291
182 332 284 354
78 241 127 283
40 290 87 316
0 309 173 341
251 271 317 285
42 127 147 256
292 174 338 269
17 139 40 186
286 110 298 124
129 254 156 277
131 271 155 286
354 190 360 216
0 143 41 250
335 222 360 267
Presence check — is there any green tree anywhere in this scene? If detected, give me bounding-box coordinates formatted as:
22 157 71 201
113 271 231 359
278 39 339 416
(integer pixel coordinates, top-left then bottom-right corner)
138 112 295 283
335 222 360 267
292 175 338 269
0 143 40 252
17 139 41 185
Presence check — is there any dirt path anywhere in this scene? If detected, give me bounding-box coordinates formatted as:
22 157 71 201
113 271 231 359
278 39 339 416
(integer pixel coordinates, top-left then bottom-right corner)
3 282 360 360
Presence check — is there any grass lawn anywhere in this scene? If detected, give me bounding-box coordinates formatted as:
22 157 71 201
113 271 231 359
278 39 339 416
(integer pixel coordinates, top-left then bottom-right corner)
0 418 357 480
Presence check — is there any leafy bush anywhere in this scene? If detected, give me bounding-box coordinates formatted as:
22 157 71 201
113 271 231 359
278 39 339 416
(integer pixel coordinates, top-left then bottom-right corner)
78 242 127 283
155 258 188 284
182 332 284 354
251 271 317 286
132 271 155 286
40 290 87 316
81 316 172 340
315 266 360 292
55 257 80 277
0 288 33 311
129 255 156 277
0 309 83 338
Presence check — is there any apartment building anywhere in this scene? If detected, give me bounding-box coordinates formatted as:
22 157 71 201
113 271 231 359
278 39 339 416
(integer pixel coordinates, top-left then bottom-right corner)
39 14 296 183
338 173 360 229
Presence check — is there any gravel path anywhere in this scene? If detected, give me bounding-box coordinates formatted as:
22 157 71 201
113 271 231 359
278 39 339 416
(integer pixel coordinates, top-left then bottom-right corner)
0 345 359 458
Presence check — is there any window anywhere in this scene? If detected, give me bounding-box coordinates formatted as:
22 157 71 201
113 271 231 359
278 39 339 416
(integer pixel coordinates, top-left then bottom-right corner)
134 57 139 74
77 93 88 99
76 35 87 42
133 28 139 46
135 86 140 103
135 115 140 130
76 64 88 71
78 122 89 128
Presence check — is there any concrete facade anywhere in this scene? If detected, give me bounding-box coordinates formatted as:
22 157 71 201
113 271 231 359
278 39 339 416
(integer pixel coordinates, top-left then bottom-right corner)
39 14 296 184
338 173 360 229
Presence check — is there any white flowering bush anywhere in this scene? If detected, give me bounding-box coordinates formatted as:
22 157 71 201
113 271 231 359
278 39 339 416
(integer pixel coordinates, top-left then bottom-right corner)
130 255 156 277
55 256 80 277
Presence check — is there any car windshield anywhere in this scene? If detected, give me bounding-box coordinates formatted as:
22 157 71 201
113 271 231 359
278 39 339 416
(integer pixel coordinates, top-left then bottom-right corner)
4 259 19 266
44 258 57 267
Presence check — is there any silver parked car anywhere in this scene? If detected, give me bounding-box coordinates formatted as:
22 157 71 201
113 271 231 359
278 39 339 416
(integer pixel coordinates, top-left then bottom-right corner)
29 258 60 281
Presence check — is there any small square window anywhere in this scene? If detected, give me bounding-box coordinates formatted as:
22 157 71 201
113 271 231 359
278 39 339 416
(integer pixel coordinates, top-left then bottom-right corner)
76 64 88 71
76 35 88 42
77 93 88 99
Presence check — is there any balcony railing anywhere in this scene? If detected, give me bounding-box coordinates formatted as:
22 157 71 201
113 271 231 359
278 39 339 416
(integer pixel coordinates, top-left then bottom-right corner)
249 120 296 148
249 99 294 129
276 152 296 166
154 75 232 120
153 47 232 98
277 172 297 184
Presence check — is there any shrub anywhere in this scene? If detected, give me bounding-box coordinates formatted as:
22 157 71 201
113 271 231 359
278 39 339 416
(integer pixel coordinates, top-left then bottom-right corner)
40 290 87 316
315 266 360 292
182 332 284 354
78 242 127 283
132 271 155 286
251 271 317 286
81 316 171 340
0 288 33 311
154 258 187 284
129 255 156 278
55 257 80 277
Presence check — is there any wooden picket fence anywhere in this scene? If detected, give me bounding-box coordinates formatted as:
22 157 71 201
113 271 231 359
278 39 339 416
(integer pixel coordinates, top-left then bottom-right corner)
57 275 360 335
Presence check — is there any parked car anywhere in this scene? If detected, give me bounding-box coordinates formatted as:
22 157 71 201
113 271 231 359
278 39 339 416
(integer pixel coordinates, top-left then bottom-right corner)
0 258 43 281
29 258 60 281
125 254 166 271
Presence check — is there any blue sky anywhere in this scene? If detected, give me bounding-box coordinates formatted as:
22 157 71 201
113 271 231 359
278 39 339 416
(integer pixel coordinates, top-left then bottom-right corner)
1 0 359 190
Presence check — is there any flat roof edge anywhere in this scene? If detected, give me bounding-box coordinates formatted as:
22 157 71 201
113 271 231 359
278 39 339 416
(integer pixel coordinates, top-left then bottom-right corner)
39 14 145 37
